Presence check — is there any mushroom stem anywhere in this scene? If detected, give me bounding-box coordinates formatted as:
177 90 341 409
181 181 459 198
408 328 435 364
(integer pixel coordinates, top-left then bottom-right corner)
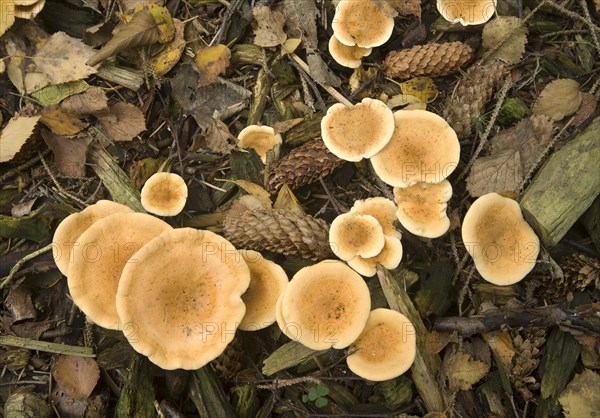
289 53 354 109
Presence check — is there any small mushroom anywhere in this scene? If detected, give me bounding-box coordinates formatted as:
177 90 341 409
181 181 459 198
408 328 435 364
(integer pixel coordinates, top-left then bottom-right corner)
436 0 497 26
461 193 540 285
116 228 251 370
140 172 188 216
370 109 460 187
332 0 395 48
347 235 403 277
14 0 46 19
328 35 372 69
351 197 401 239
394 180 453 238
329 212 386 261
68 213 172 329
52 200 134 276
237 125 282 163
238 250 288 331
278 260 371 350
346 308 416 381
321 98 395 162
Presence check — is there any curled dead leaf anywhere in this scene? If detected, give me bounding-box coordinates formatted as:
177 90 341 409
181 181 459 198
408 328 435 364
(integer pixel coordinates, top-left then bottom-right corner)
41 129 92 178
194 44 232 87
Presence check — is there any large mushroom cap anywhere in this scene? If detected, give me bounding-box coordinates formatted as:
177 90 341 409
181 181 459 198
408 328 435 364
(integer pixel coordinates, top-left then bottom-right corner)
437 0 497 26
394 180 453 238
371 110 460 188
116 228 251 370
328 34 372 69
141 172 188 216
461 193 540 285
329 212 385 261
346 308 416 381
238 250 288 331
347 235 403 277
237 125 282 163
52 200 134 276
278 260 371 350
332 0 395 48
351 197 401 239
67 212 171 329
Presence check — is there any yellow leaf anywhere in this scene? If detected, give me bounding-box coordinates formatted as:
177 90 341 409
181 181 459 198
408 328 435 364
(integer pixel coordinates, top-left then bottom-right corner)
150 18 185 76
484 331 515 368
559 369 600 418
282 38 301 55
226 179 271 206
482 16 528 65
194 44 231 86
400 77 438 103
124 3 175 43
0 0 16 37
273 184 305 215
387 93 423 109
0 115 40 162
40 106 87 136
445 351 490 392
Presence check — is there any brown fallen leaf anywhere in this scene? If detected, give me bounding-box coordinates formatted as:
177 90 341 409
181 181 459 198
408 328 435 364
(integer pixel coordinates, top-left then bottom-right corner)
572 92 598 127
283 0 318 48
94 102 146 141
559 369 600 418
53 355 100 399
0 114 41 162
33 32 98 84
482 16 528 65
60 87 109 116
253 5 287 48
194 44 231 87
4 25 50 94
444 350 490 392
384 0 421 18
273 118 304 134
533 79 583 121
41 129 92 178
204 119 235 154
40 106 88 136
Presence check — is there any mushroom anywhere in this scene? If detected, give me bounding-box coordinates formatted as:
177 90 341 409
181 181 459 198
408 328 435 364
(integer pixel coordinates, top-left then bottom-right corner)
436 0 497 26
237 125 282 163
370 109 460 188
52 200 134 276
347 235 403 277
67 212 172 329
277 260 371 350
116 228 251 370
351 197 401 239
346 308 416 381
328 35 372 69
461 193 540 285
394 180 453 238
321 98 395 162
238 250 289 331
332 0 395 48
14 0 46 19
329 212 385 261
140 172 188 216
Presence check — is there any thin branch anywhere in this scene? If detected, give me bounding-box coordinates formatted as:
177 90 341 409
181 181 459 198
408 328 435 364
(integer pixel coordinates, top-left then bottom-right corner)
0 243 53 289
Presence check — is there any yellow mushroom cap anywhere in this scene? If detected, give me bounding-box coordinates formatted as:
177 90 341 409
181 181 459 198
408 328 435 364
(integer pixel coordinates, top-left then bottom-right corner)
332 0 395 48
351 196 401 239
116 228 251 370
321 98 395 162
461 193 540 286
394 180 453 238
68 212 172 329
237 125 282 163
371 110 460 188
347 235 403 277
328 34 372 69
329 212 386 261
279 260 371 350
52 200 134 276
436 0 497 26
14 0 46 19
346 308 416 381
238 250 289 331
140 172 188 217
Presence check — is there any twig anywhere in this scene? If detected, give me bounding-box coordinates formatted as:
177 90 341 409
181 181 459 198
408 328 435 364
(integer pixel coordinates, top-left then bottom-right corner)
210 0 244 46
579 0 600 53
288 58 328 114
318 177 343 215
0 150 49 183
0 243 53 289
0 335 95 357
545 0 600 33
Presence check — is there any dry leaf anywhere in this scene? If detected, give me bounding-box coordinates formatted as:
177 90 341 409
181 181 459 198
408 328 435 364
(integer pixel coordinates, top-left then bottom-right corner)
5 36 50 94
119 0 164 13
253 6 287 48
194 44 231 87
94 102 146 141
273 184 305 215
204 119 235 154
53 355 100 399
424 331 457 355
283 0 318 48
445 351 490 392
467 115 554 196
0 115 40 162
400 77 439 103
572 92 598 127
533 79 583 121
40 106 87 136
150 18 185 76
387 93 425 110
307 51 341 87
384 0 421 18
482 16 528 65
349 66 377 96
273 118 303 134
484 331 515 367
1 0 16 37
558 369 600 418
33 32 98 84
227 179 271 206
60 87 109 116
41 129 92 177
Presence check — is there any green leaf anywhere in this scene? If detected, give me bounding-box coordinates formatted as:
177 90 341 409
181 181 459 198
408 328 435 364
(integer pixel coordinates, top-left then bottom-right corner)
301 394 309 403
316 385 329 397
308 388 319 401
314 397 328 408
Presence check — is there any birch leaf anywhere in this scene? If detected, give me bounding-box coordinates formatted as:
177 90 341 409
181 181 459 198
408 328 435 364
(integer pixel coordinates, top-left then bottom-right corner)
253 6 287 48
0 115 40 162
533 79 582 121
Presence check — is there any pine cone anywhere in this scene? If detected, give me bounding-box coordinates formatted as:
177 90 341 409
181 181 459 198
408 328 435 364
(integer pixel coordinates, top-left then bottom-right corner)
443 59 507 139
383 42 473 80
223 205 333 260
212 337 243 381
267 139 345 194
538 254 600 301
510 328 547 401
